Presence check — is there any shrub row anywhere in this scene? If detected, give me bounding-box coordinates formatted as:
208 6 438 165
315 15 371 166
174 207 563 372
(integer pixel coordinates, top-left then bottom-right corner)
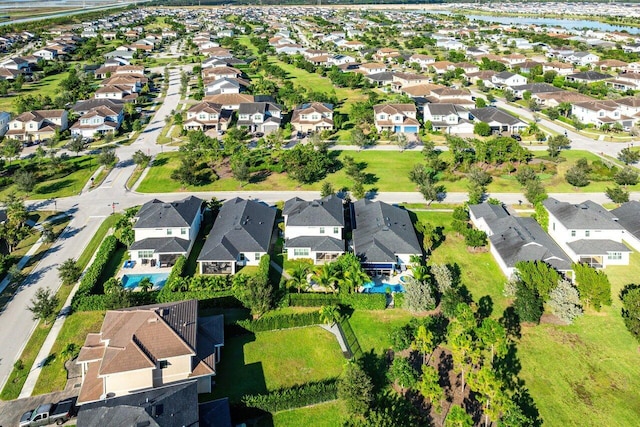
71 292 157 311
237 311 323 332
242 379 338 412
71 235 118 309
163 255 186 292
393 292 405 309
156 289 243 309
287 292 387 310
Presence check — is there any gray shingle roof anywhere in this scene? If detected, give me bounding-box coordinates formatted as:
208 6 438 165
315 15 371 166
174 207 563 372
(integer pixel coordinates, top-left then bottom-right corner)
469 107 524 126
286 236 345 252
567 239 630 255
471 203 572 271
283 195 344 227
611 201 640 240
129 237 191 253
352 200 422 263
237 101 281 115
543 198 622 230
134 196 202 229
197 198 276 262
77 379 199 427
199 398 232 427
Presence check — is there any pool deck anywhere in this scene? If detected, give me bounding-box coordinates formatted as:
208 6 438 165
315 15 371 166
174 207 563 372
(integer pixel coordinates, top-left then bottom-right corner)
358 271 413 292
117 262 172 279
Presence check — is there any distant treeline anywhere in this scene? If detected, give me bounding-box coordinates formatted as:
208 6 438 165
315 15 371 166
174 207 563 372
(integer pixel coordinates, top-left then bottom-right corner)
148 0 638 6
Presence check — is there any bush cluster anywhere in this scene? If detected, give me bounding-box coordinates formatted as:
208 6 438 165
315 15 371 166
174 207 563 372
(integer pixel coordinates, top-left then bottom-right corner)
288 293 341 307
71 236 118 309
164 255 186 291
236 311 323 332
242 379 338 412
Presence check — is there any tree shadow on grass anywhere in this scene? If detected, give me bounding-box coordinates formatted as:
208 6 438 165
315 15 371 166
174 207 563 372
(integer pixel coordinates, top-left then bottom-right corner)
152 157 168 167
249 170 270 184
35 179 74 196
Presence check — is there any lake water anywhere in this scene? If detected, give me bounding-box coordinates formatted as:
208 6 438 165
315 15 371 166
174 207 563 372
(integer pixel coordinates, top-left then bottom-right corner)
426 10 640 35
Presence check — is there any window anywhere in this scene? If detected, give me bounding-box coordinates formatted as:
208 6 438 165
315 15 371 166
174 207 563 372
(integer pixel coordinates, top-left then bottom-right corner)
159 360 168 369
138 250 154 259
571 230 576 237
255 252 261 261
239 253 245 261
293 248 310 257
608 252 622 260
319 227 325 234
585 230 590 237
167 228 172 236
333 227 339 234
181 228 187 235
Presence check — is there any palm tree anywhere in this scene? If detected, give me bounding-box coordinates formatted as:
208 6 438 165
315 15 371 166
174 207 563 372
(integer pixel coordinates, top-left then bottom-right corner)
412 265 430 282
320 305 339 326
287 263 309 293
340 266 370 294
138 277 153 292
313 263 339 293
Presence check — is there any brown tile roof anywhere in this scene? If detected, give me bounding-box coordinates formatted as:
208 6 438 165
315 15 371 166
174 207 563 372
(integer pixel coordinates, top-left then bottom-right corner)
402 83 444 96
203 93 254 105
188 101 223 114
78 361 104 404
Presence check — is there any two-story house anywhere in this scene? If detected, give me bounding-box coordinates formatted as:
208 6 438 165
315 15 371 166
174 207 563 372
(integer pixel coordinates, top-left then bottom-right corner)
283 196 345 264
33 48 58 61
359 63 387 75
237 102 282 134
76 300 223 404
128 196 203 268
543 198 631 267
6 109 68 142
291 102 334 133
373 103 420 134
197 198 276 275
70 105 123 138
568 52 600 67
409 54 435 70
423 104 474 135
469 107 527 134
183 101 231 133
352 200 422 275
571 100 633 130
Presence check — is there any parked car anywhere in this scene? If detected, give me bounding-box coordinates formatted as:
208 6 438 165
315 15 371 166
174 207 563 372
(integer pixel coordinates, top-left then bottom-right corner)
510 134 522 141
19 397 77 426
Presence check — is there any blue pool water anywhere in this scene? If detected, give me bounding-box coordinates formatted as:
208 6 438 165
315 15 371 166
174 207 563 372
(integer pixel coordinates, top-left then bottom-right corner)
363 282 404 293
121 273 169 290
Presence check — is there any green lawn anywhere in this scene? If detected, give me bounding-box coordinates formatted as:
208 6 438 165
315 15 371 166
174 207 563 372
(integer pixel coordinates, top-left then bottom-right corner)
204 326 344 403
76 213 121 270
349 310 416 354
0 155 98 200
0 72 69 114
268 400 346 427
32 311 105 395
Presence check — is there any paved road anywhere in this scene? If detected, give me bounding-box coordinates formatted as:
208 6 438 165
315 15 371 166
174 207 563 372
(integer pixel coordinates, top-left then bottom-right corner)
0 67 186 393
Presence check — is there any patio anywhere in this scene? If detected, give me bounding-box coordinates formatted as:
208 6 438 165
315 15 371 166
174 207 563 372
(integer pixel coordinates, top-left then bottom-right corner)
116 260 172 279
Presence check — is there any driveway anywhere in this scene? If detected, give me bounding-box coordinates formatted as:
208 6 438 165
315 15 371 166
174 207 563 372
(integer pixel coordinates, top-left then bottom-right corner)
0 390 77 426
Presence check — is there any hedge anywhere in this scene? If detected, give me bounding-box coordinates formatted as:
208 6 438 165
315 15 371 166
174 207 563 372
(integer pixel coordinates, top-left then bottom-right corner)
288 293 341 307
237 311 323 332
339 293 387 310
163 255 186 292
288 292 387 310
393 293 405 309
71 292 158 311
242 379 338 412
155 289 243 309
71 235 118 309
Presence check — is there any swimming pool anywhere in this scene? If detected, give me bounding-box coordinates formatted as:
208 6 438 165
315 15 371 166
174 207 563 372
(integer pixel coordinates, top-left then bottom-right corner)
121 273 169 290
399 275 410 283
363 282 404 293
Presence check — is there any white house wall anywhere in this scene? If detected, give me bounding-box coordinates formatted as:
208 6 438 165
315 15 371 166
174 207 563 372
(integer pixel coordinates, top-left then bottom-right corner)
284 224 343 239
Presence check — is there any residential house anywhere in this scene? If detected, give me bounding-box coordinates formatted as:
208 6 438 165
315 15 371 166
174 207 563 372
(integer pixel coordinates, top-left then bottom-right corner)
291 102 334 133
566 71 611 83
204 78 242 96
197 198 276 275
283 195 345 264
359 63 387 75
33 48 58 61
532 90 593 108
0 56 29 71
610 201 640 253
70 105 123 138
491 71 527 88
543 198 631 267
94 85 137 101
469 107 527 134
508 83 564 99
571 100 634 130
373 103 420 134
607 73 640 92
373 47 401 62
128 196 203 267
469 203 573 278
430 61 455 74
6 109 68 141
392 72 430 88
423 104 474 135
203 93 254 111
76 300 223 404
183 101 231 133
543 61 575 76
409 54 435 70
237 102 282 134
0 111 9 137
568 52 600 66
71 98 125 116
352 200 422 275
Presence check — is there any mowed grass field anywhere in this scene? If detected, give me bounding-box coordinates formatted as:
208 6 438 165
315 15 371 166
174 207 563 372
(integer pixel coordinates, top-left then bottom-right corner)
267 400 346 427
137 149 630 196
0 72 69 114
413 210 640 426
204 326 344 403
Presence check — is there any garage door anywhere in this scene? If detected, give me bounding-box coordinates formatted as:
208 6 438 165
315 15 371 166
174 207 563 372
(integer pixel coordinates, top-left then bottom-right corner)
404 126 418 133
